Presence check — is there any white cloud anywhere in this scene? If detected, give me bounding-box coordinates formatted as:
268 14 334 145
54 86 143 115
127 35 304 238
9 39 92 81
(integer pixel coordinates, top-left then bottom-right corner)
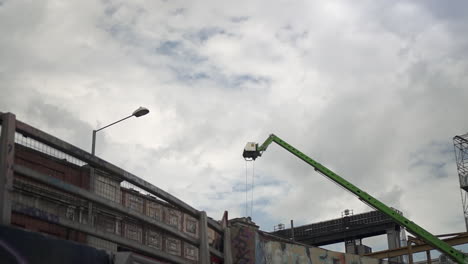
1 0 468 254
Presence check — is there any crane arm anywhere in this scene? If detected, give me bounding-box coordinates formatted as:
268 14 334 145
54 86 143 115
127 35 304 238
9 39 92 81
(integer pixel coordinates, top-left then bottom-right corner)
243 134 466 263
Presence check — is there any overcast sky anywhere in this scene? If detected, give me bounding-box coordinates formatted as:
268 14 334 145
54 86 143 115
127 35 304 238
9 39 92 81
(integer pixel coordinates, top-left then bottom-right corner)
2 0 468 253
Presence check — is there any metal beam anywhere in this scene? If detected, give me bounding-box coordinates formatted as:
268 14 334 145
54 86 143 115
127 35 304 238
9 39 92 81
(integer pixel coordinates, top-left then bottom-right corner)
199 211 210 264
13 208 191 264
209 248 224 260
0 113 15 224
365 233 468 259
293 223 397 246
14 164 199 246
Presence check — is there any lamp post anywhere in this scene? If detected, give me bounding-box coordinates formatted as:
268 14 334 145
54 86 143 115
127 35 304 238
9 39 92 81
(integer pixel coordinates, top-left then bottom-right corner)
91 106 149 155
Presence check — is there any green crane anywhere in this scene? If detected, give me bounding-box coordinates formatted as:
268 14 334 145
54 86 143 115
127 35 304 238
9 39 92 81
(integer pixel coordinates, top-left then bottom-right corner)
243 134 466 263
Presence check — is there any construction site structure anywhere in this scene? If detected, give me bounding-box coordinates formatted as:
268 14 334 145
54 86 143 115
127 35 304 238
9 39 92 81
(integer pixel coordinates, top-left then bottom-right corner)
0 111 387 264
454 133 468 231
243 134 467 263
271 210 402 254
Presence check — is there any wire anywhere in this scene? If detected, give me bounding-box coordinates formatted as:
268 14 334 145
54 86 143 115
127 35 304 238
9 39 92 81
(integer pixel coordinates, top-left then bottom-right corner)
245 160 248 217
251 160 255 217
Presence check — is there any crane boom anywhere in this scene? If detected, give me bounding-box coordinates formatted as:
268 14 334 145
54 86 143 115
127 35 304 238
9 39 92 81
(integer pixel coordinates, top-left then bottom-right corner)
243 134 466 263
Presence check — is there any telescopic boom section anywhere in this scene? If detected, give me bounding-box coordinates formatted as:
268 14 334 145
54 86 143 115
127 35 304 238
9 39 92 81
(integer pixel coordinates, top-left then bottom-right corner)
243 134 466 264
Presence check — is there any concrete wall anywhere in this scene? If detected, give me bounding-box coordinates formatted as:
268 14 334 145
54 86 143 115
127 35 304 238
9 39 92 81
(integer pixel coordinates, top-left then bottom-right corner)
231 224 381 264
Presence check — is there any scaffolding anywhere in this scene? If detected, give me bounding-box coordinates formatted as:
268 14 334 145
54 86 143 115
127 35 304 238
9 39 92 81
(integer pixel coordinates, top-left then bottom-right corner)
453 133 468 231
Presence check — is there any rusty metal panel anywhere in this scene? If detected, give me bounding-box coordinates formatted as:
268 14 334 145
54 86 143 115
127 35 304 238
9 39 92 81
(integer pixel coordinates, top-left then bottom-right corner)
87 235 118 252
183 242 199 261
95 214 116 234
123 190 144 214
183 214 199 238
164 207 182 231
146 228 163 250
94 171 121 203
165 236 182 256
123 221 143 243
208 227 223 251
146 200 163 222
0 113 15 224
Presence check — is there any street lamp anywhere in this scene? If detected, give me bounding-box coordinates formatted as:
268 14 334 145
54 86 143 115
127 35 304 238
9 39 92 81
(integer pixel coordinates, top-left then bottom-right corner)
91 106 149 155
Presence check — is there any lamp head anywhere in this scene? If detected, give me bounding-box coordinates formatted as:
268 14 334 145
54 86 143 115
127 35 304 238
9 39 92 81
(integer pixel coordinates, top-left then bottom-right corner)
133 107 149 117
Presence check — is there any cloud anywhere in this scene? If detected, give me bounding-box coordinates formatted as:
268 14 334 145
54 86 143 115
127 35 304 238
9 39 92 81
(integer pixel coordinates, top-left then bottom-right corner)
2 0 468 255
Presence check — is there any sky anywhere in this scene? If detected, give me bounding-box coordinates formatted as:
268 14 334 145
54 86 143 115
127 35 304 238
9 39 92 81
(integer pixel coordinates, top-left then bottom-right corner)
2 0 468 254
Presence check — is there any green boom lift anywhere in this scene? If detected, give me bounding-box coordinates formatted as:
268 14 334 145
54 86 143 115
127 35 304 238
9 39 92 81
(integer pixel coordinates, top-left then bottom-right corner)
242 134 466 263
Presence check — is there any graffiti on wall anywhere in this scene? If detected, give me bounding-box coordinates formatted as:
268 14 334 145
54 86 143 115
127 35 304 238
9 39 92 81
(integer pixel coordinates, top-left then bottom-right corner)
232 225 256 264
255 232 379 264
256 238 313 264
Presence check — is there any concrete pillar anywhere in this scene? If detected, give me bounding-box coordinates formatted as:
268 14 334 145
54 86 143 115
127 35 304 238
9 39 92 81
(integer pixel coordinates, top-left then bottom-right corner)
88 167 96 226
223 227 233 264
199 211 210 264
387 227 401 249
387 226 402 263
345 240 357 254
0 113 15 225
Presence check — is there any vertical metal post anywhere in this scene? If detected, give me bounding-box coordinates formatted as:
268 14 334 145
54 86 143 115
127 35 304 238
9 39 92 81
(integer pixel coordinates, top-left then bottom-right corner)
426 250 432 264
142 224 147 246
88 202 94 226
199 211 210 264
88 167 95 226
290 220 295 241
0 113 15 225
91 130 96 155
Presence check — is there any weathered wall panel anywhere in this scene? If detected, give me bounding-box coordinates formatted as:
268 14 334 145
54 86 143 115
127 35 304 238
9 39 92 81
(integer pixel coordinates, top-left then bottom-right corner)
87 235 118 252
94 171 121 203
123 221 143 243
146 200 163 221
231 224 380 264
184 213 199 238
231 225 256 264
146 228 163 250
122 189 144 214
184 242 199 261
165 207 183 231
165 236 182 256
208 227 223 251
257 234 380 264
15 144 90 189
